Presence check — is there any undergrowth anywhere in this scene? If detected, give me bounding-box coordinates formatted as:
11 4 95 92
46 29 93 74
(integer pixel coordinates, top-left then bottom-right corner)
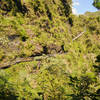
0 0 100 100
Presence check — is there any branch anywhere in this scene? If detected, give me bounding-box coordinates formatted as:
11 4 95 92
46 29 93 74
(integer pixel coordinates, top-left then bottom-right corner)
0 57 34 69
0 53 67 69
72 27 86 41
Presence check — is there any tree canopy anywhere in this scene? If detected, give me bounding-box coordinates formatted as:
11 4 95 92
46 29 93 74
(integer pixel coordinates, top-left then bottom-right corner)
93 0 100 9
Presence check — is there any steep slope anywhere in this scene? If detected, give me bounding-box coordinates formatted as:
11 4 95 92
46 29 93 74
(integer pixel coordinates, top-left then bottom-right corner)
0 0 72 60
0 0 100 100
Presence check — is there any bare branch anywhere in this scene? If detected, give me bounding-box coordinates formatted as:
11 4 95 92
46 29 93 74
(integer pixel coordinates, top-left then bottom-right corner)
72 27 86 41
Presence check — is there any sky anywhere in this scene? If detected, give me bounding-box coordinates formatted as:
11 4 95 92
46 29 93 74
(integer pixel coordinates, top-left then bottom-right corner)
72 0 98 15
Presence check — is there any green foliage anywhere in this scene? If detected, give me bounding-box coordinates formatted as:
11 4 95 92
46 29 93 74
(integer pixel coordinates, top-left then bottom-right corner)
68 75 97 100
0 0 100 100
36 57 69 100
0 71 17 100
93 0 100 9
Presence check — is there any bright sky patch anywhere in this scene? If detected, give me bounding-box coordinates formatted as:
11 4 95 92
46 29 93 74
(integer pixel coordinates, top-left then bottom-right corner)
72 0 98 14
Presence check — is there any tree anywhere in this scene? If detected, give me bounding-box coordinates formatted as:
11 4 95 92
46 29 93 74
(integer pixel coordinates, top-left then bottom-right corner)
93 0 100 10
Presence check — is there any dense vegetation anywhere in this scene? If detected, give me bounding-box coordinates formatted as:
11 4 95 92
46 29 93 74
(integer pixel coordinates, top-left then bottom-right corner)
0 0 100 100
93 0 100 9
